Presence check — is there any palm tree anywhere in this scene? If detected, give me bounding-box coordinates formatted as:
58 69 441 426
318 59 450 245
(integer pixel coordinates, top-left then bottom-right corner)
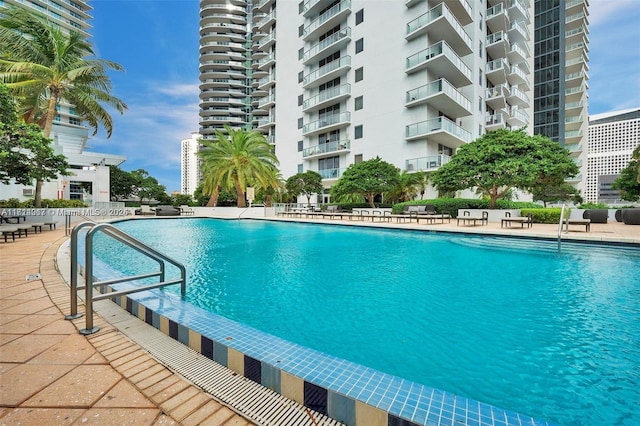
198 126 279 207
386 171 425 203
257 167 285 207
0 7 127 206
0 7 127 138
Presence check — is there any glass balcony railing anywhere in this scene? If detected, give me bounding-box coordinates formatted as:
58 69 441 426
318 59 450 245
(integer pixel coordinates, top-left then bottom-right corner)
302 27 351 62
405 116 472 142
303 84 351 110
405 154 451 172
303 56 351 86
406 78 471 111
302 139 350 157
318 168 345 179
406 3 471 47
406 41 472 82
303 0 351 37
487 58 509 72
303 112 351 134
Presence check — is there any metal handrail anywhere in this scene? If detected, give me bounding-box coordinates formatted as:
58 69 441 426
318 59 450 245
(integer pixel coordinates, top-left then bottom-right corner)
65 222 186 335
557 204 567 252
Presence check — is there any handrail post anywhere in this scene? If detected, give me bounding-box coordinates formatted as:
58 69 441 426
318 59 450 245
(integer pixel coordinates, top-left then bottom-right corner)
557 204 566 253
65 221 94 320
80 224 101 335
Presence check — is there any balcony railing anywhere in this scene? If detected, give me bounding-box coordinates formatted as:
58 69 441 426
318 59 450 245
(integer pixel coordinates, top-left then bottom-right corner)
406 40 472 83
303 0 351 37
303 84 351 110
318 168 345 179
302 27 351 63
406 78 471 111
303 56 351 86
302 112 351 134
406 2 471 50
405 116 471 142
302 139 350 158
405 154 451 172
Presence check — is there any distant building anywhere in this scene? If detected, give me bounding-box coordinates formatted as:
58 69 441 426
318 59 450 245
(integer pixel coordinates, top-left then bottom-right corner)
181 133 202 196
0 0 125 205
586 108 640 203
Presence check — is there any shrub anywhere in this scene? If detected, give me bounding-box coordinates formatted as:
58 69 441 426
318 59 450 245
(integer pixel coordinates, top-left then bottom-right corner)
0 198 22 208
579 202 609 209
392 198 542 217
521 207 567 224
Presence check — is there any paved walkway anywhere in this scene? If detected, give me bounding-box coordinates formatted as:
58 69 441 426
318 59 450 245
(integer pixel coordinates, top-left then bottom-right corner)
0 228 253 425
1 219 638 426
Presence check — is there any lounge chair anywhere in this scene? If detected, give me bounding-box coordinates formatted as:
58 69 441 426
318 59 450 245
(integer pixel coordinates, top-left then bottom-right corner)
501 212 533 228
180 205 195 216
563 218 590 232
457 210 488 226
154 205 181 216
0 226 18 242
415 205 452 224
136 205 155 216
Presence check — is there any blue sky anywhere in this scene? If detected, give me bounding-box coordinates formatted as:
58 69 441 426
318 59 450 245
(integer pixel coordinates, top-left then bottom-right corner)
89 0 640 193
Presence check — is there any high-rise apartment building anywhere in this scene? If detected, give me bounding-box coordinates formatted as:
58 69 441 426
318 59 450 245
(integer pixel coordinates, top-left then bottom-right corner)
181 133 202 196
533 0 589 194
586 108 640 203
0 0 125 204
199 1 591 204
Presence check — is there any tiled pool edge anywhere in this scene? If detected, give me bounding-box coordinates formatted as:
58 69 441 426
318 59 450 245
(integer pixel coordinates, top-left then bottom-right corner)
101 285 556 426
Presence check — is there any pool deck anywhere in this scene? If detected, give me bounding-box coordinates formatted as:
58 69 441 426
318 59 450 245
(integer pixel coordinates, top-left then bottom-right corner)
1 218 638 425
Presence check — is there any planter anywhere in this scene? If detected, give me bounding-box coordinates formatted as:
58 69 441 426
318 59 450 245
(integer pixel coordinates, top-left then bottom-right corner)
622 208 640 225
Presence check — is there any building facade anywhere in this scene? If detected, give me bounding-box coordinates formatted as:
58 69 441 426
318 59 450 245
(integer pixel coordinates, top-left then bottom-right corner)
586 108 640 203
181 133 203 196
199 1 592 203
533 0 589 194
0 0 125 204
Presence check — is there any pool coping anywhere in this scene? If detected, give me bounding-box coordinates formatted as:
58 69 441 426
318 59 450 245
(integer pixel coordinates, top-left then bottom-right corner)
65 217 583 426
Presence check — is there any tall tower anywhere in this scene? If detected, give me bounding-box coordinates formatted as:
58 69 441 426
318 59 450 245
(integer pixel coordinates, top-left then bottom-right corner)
181 133 202 196
533 0 589 194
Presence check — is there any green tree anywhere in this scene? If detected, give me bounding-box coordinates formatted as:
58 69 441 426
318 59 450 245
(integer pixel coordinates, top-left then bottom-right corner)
0 6 126 138
1 82 70 204
386 170 426 203
330 157 400 208
531 183 583 207
108 165 137 201
612 153 640 202
256 167 285 207
431 129 579 208
130 169 169 203
285 171 323 208
171 193 194 207
198 126 279 207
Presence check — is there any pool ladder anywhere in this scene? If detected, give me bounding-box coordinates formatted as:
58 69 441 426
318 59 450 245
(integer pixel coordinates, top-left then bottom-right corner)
66 222 186 335
557 204 567 252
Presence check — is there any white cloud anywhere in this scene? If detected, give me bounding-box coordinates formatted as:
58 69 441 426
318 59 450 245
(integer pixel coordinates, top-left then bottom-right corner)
589 0 639 26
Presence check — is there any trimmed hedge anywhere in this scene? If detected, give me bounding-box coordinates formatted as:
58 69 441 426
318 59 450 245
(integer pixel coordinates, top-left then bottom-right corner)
392 198 541 217
0 198 87 208
521 208 567 224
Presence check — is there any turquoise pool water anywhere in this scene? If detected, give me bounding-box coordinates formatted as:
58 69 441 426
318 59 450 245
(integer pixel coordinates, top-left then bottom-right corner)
93 219 640 425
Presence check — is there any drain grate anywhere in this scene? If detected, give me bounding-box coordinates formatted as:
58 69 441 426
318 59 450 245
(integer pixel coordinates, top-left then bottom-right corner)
25 273 42 281
93 300 343 426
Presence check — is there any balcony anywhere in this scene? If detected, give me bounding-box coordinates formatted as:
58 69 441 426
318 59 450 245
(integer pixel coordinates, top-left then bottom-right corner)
506 107 528 128
303 0 351 41
564 114 584 131
405 154 451 172
302 139 350 159
486 58 509 85
257 93 276 109
508 21 529 44
565 101 584 113
258 30 276 50
302 0 324 17
406 3 472 56
302 27 351 65
507 0 530 24
508 42 529 66
486 110 507 131
302 112 351 136
565 56 588 74
565 84 586 102
406 41 472 87
255 0 276 12
405 116 471 148
566 11 588 31
447 0 473 25
255 53 275 70
256 11 276 31
318 168 345 180
303 55 351 89
405 78 472 117
405 0 421 6
303 84 351 112
564 130 583 145
486 31 509 59
507 86 530 107
486 85 508 110
507 64 528 88
566 41 588 61
486 3 509 33
257 116 276 129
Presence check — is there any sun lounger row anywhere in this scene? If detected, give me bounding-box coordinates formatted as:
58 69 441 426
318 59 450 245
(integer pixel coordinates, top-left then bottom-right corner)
0 221 57 242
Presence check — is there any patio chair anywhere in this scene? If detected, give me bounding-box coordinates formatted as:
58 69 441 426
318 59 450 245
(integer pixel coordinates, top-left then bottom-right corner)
180 205 195 216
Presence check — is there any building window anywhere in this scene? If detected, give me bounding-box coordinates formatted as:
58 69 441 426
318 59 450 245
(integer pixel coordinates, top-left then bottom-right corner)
355 125 363 139
355 67 363 82
356 9 364 25
355 38 364 54
479 41 482 58
298 1 304 14
479 96 482 112
479 69 483 86
298 71 304 83
354 154 363 164
298 117 303 129
355 96 363 110
298 163 303 173
299 25 304 37
298 140 303 151
298 94 304 106
298 48 304 60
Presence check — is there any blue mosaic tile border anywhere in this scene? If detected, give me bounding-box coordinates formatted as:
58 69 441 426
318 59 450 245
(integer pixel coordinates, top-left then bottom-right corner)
98 278 557 426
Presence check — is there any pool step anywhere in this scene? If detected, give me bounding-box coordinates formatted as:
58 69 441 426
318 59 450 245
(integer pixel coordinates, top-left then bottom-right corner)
94 299 344 426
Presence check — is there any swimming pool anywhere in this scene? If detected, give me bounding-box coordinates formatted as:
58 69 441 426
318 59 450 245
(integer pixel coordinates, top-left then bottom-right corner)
92 218 640 425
